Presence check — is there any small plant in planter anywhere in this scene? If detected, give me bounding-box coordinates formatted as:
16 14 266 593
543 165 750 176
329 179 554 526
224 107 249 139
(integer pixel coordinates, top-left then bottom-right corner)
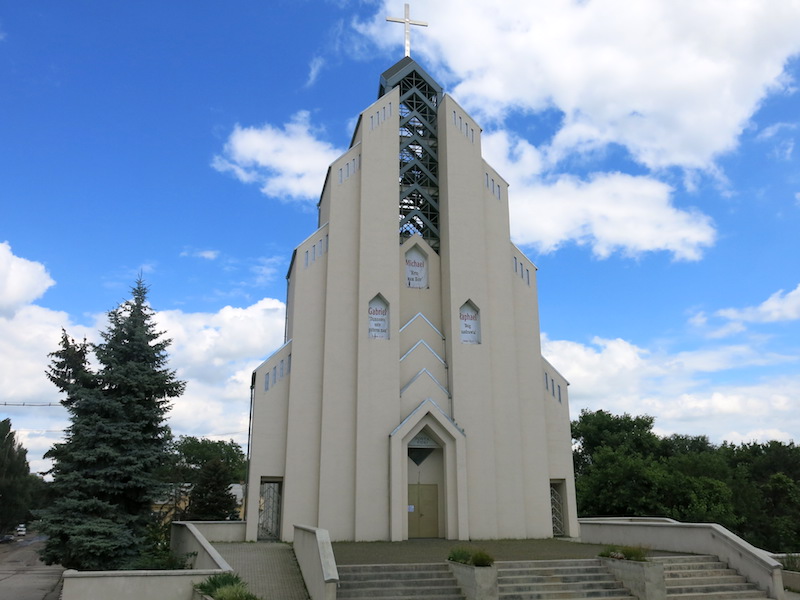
213 582 260 600
448 546 473 564
470 550 495 567
447 546 495 566
195 572 250 598
599 545 648 562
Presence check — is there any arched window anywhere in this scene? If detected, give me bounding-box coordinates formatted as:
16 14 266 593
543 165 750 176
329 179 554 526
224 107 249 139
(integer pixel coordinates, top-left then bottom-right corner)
405 246 428 288
368 295 390 339
459 301 481 344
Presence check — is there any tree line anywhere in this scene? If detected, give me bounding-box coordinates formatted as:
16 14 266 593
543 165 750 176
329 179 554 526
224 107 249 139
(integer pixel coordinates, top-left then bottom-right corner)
572 409 800 552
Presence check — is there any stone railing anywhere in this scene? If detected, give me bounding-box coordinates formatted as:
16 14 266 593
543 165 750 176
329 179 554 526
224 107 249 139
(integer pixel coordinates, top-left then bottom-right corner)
294 525 339 600
579 517 785 600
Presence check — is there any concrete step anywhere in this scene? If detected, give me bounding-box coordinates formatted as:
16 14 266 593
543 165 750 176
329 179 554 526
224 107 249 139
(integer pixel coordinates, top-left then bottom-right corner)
337 562 465 600
666 582 762 595
665 576 747 587
500 574 617 585
665 569 740 579
497 559 635 600
652 556 722 564
665 592 767 600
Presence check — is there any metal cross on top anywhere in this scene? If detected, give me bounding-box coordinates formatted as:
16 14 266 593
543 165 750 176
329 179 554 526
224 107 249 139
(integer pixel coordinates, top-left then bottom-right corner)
386 4 428 58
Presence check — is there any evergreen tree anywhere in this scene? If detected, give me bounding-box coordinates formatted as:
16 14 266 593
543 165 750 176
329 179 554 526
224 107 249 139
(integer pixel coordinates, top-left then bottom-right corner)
0 418 32 531
39 280 185 570
185 458 239 521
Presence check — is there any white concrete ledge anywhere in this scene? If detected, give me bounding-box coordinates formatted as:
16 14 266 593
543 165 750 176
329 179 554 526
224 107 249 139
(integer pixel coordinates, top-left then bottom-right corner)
294 525 339 600
580 518 785 600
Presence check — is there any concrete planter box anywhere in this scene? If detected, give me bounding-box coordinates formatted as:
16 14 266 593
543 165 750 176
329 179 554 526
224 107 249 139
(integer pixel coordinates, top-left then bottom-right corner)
600 558 665 600
448 561 498 600
784 570 800 591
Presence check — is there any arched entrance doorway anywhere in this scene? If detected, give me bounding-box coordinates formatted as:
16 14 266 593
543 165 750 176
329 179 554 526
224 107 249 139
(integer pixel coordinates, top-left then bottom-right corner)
407 429 443 538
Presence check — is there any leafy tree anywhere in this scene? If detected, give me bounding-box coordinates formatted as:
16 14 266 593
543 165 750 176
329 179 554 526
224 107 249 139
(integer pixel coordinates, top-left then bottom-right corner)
0 418 32 531
185 458 239 521
170 436 246 484
571 409 661 476
572 410 800 551
39 280 185 570
156 436 246 521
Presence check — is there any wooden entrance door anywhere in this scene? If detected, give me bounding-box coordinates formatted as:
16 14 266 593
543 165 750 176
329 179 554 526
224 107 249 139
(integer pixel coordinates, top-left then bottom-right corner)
408 484 438 538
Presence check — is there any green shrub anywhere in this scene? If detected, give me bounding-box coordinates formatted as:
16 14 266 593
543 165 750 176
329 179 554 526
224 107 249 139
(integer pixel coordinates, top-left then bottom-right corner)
470 549 495 567
448 546 472 564
213 582 260 600
195 572 245 596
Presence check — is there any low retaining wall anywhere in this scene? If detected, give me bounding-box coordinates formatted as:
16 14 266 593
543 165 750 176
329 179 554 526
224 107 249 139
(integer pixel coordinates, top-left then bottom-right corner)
294 525 338 600
580 518 785 600
178 520 246 543
62 521 234 600
782 570 800 591
62 568 224 600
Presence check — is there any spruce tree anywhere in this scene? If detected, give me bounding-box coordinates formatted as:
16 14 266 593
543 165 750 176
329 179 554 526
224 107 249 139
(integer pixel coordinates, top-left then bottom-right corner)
40 279 185 570
185 458 239 521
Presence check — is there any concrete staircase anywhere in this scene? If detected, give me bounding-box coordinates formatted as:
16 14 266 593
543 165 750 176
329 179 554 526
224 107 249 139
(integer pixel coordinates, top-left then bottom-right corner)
652 555 768 600
336 563 466 599
496 558 638 600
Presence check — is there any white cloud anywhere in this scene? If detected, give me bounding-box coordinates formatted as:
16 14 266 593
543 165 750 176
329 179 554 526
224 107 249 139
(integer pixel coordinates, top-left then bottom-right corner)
542 333 800 444
181 248 220 260
307 56 325 87
0 242 55 317
359 1 800 172
716 283 800 324
212 111 344 203
505 168 716 260
482 129 717 260
0 242 288 476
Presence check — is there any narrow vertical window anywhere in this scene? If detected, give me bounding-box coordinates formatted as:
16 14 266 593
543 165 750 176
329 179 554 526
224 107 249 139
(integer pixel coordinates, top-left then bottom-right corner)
526 269 530 285
370 115 374 130
388 102 392 116
325 234 329 252
486 173 489 188
287 354 292 373
312 244 316 262
545 372 549 391
272 366 277 385
304 250 309 267
453 110 457 125
513 256 518 273
558 385 562 403
459 301 481 344
280 359 284 378
338 168 343 184
264 372 270 391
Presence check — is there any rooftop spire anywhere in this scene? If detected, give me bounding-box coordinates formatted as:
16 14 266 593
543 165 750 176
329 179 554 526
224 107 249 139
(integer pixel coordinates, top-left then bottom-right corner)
386 3 427 58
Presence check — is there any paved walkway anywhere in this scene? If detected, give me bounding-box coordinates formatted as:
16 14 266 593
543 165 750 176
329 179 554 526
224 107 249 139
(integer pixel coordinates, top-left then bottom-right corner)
213 542 309 600
331 538 617 565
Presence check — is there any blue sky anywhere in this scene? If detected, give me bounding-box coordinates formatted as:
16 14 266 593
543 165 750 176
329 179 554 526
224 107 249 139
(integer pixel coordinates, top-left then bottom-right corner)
2 1 800 475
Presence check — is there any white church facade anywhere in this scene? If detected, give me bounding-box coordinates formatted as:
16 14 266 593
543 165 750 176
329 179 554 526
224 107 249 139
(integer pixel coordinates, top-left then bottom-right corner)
243 56 579 543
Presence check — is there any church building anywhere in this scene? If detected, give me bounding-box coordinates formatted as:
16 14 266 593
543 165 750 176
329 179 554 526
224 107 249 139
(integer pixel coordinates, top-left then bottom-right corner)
244 42 579 542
